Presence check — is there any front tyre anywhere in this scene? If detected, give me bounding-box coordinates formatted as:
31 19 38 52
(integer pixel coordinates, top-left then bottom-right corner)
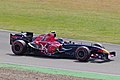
75 46 90 62
11 40 27 55
93 43 104 48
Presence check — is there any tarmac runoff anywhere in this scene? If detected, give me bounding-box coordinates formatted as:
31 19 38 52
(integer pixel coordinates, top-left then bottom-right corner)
0 29 120 79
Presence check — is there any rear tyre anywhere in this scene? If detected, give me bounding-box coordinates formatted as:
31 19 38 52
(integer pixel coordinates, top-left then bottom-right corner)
75 46 90 62
12 40 27 55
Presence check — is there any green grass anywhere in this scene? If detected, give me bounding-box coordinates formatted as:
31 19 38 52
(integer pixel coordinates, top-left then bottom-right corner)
0 0 120 44
0 63 120 80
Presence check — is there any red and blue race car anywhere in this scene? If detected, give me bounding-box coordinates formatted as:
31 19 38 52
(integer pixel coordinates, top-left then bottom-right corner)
10 32 116 62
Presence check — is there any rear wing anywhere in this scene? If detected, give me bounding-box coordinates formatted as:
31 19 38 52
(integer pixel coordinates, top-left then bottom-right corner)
24 32 33 38
10 33 14 45
10 32 33 45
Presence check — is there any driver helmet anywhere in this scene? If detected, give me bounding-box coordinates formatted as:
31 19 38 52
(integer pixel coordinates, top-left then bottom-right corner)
51 31 56 37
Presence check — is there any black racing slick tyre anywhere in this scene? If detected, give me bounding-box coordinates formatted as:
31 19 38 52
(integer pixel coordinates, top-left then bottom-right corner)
75 46 90 62
11 40 27 55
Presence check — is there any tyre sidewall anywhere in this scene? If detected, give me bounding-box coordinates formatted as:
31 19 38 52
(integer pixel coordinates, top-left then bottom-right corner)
75 46 90 62
12 40 27 55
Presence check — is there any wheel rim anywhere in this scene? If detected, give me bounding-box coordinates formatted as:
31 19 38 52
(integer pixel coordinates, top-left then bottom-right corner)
14 44 21 51
78 51 85 58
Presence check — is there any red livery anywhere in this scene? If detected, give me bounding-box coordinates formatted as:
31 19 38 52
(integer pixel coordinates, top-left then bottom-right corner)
10 32 116 62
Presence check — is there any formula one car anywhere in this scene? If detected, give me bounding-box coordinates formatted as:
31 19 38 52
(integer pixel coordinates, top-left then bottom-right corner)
10 32 116 62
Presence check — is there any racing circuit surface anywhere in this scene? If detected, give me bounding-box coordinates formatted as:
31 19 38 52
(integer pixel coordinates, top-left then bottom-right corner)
0 30 120 75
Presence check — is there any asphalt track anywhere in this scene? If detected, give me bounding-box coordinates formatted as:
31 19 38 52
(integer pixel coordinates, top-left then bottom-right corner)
0 30 120 76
